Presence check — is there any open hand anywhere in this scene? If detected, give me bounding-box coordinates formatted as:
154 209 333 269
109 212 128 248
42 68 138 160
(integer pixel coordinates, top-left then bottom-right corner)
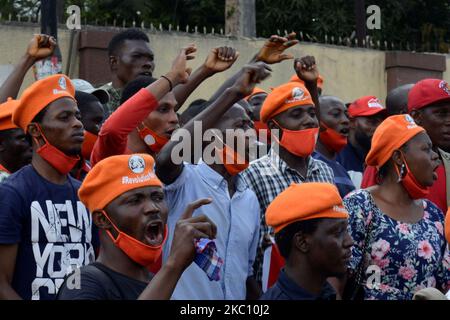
168 44 197 86
255 32 298 64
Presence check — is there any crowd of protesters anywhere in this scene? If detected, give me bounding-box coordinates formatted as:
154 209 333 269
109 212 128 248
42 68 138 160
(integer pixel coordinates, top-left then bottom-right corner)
0 29 449 301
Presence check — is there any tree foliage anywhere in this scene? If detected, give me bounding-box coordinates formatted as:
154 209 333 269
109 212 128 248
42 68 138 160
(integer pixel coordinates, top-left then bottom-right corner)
0 0 448 52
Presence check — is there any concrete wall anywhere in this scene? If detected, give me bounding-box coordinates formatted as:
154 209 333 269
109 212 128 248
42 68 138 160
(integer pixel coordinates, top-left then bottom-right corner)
0 23 79 95
146 33 387 106
1 23 448 109
444 55 450 83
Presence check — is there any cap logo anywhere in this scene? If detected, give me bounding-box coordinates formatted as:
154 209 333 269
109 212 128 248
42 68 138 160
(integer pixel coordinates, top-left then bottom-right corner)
404 114 418 129
128 155 146 174
367 98 383 109
439 80 450 96
59 77 67 90
285 87 308 104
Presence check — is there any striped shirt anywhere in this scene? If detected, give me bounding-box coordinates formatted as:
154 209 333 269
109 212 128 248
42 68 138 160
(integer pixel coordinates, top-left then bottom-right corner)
242 149 335 283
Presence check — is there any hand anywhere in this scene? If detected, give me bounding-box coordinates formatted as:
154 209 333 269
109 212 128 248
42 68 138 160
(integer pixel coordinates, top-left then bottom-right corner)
167 44 197 86
26 34 56 61
231 62 272 97
294 55 319 84
204 46 239 74
167 198 217 270
255 32 298 64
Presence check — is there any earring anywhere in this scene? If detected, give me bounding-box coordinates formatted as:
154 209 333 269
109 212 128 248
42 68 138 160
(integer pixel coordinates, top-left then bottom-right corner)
397 163 406 182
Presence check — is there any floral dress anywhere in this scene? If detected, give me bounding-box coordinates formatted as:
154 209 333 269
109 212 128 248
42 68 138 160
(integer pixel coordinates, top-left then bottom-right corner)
343 189 450 300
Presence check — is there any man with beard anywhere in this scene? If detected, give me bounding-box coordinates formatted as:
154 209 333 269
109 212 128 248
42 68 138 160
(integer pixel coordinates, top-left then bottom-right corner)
313 96 355 197
0 75 96 300
336 96 386 188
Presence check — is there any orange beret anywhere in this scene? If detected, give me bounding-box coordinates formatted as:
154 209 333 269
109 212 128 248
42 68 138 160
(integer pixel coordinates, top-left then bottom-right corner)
290 74 324 88
245 87 268 101
445 208 450 244
13 74 75 132
366 115 425 169
0 98 19 131
79 154 162 212
266 182 349 233
260 82 314 123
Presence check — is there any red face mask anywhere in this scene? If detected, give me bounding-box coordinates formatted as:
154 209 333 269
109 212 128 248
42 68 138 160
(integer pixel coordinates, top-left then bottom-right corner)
81 131 98 160
272 120 319 158
254 121 271 144
102 210 167 267
395 152 429 200
138 123 169 154
319 122 348 153
33 124 80 175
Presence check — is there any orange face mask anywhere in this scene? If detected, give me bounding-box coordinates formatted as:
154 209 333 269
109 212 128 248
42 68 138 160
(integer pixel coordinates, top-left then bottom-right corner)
319 122 347 153
138 123 169 154
272 120 319 158
33 124 80 175
81 131 98 160
214 133 249 176
395 152 429 200
102 210 167 267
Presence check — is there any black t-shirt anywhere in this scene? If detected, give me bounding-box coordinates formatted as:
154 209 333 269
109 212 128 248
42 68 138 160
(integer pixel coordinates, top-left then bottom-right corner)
57 262 150 300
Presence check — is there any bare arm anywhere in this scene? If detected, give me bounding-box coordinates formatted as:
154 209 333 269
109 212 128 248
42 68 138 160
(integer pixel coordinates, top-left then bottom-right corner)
0 34 56 103
91 45 197 165
173 46 239 112
208 33 298 102
294 56 321 122
0 244 21 299
156 63 272 185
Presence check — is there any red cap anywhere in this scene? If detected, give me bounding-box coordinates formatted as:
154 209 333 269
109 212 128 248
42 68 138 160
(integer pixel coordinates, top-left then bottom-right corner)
408 79 450 113
348 96 386 117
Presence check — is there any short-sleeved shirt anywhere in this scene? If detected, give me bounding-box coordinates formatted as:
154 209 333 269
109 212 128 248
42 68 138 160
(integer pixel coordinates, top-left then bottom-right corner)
313 151 355 198
0 165 96 300
336 142 365 189
242 149 334 283
260 269 336 300
343 189 450 300
57 262 149 300
163 160 260 300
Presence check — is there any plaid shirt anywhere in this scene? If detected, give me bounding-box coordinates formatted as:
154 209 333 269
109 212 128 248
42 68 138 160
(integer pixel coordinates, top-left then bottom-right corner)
242 149 335 283
97 82 123 117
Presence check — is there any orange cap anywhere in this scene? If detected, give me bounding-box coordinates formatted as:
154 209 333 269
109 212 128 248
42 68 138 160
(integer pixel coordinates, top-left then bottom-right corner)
366 115 425 169
260 82 314 123
13 74 75 132
79 154 162 212
348 96 386 117
0 98 20 131
290 74 324 89
245 87 267 101
266 182 348 233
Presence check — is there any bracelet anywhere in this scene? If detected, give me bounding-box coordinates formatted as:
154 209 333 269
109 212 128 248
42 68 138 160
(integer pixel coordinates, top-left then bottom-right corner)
161 75 173 91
